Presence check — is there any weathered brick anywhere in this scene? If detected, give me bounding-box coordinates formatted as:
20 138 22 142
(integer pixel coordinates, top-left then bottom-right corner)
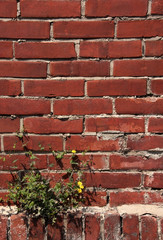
141 216 158 240
85 117 145 133
148 118 163 133
4 135 63 152
0 21 50 39
144 173 163 189
110 191 163 206
0 0 17 18
0 154 47 171
114 59 163 77
21 0 80 18
15 42 76 59
0 42 13 58
127 136 163 151
10 214 27 240
151 0 163 14
80 40 142 58
66 136 120 152
151 80 163 95
85 214 101 240
0 216 8 240
109 40 142 58
117 20 163 38
0 80 21 96
87 79 147 96
53 21 114 38
0 98 50 115
47 216 64 240
145 40 163 57
84 191 107 207
0 173 13 189
0 61 47 78
54 99 112 115
84 172 141 188
24 118 83 133
110 155 163 170
29 218 45 240
50 61 110 77
123 215 139 240
0 118 19 133
85 0 148 17
24 80 84 97
116 98 163 114
104 213 120 240
67 214 82 240
49 154 108 171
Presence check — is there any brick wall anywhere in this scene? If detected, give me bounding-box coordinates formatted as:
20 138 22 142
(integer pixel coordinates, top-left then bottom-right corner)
0 0 163 239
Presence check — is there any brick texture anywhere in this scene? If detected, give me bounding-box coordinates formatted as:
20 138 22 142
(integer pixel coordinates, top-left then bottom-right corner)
0 0 162 238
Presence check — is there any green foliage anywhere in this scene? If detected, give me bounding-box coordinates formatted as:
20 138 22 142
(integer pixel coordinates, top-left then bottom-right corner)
7 148 87 225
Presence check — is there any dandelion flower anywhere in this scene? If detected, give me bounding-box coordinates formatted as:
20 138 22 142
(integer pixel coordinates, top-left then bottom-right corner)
72 150 76 154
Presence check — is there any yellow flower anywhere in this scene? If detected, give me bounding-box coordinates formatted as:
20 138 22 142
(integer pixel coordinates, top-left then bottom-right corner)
78 188 82 193
72 150 76 154
77 181 84 189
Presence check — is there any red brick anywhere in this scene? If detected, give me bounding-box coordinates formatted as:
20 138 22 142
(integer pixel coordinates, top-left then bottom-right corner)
0 173 13 189
85 0 148 17
4 135 63 152
109 40 142 58
145 40 163 57
0 0 17 18
152 0 163 14
67 214 82 240
144 173 163 189
10 214 27 240
141 216 158 240
21 0 81 18
114 59 163 77
127 136 163 151
29 218 45 240
24 80 84 97
123 215 139 240
47 216 64 240
50 61 110 77
0 42 13 58
49 154 108 171
84 191 107 207
85 214 101 240
0 216 8 240
0 154 47 171
0 98 50 115
0 21 50 39
0 192 9 205
116 98 163 114
66 136 120 152
0 118 19 133
24 118 83 134
15 42 76 59
80 41 108 58
87 79 147 96
117 20 163 38
151 80 163 95
148 118 163 133
104 213 120 240
110 191 163 207
0 61 47 78
110 155 163 170
85 117 145 133
53 21 114 38
0 80 21 96
54 99 112 115
84 172 141 188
